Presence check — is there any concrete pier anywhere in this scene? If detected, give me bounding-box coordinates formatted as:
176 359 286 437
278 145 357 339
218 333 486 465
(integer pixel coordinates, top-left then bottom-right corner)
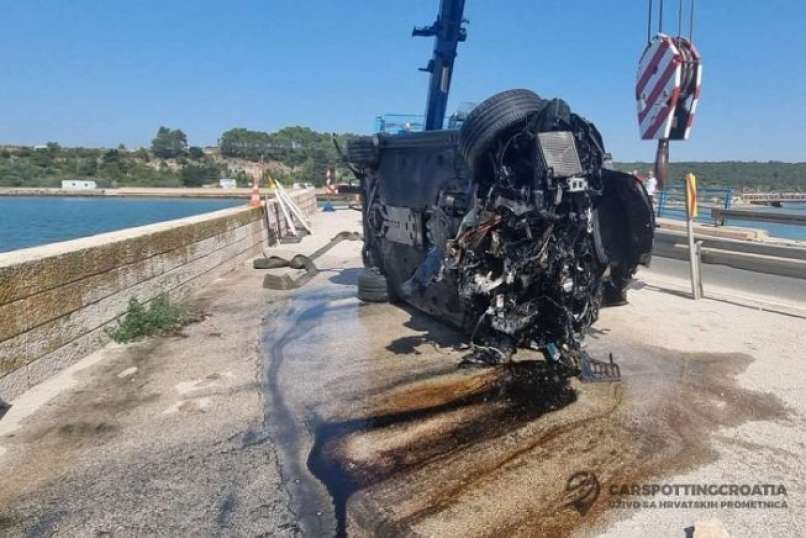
712 207 806 226
0 188 316 401
0 208 803 538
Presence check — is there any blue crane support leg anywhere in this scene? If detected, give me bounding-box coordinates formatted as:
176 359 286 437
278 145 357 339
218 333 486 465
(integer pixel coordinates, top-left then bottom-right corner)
413 0 467 131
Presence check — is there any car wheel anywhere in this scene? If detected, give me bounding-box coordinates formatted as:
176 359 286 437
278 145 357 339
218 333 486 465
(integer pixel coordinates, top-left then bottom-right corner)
459 89 545 175
357 267 390 302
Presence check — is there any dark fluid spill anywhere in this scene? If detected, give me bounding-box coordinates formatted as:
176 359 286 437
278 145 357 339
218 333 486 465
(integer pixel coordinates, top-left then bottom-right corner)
260 286 364 537
261 276 793 538
306 361 577 538
305 348 791 538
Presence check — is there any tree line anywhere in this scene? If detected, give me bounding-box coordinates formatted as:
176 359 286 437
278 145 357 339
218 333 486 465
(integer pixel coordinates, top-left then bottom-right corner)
0 126 358 188
218 126 356 184
1 125 804 191
613 161 806 192
0 134 225 189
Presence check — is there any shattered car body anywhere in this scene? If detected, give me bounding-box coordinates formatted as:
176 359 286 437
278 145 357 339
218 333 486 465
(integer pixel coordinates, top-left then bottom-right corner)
348 89 654 378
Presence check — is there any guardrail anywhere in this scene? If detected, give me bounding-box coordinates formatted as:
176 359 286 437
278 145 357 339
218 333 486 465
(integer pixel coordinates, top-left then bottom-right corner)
712 207 806 227
653 230 806 280
655 183 735 225
741 192 806 204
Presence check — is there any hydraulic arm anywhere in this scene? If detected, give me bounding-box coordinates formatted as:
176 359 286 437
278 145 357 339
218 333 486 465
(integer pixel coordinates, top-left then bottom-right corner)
413 0 467 130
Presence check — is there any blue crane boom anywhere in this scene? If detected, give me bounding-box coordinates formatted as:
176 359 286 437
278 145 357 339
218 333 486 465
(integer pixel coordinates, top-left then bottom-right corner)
413 0 468 131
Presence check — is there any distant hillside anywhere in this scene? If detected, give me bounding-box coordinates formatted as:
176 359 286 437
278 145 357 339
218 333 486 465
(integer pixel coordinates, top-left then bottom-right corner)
0 144 249 189
2 127 804 192
613 161 806 191
0 126 358 189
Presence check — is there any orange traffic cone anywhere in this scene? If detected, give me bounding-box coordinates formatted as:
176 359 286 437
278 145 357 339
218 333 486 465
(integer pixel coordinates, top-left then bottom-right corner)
249 178 261 207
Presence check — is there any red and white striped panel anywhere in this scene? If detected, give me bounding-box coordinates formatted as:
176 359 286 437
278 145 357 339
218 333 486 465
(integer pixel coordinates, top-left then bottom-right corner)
636 33 682 140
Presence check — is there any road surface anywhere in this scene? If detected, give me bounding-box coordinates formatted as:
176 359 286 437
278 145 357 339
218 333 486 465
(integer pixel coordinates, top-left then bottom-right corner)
260 241 805 537
649 256 806 305
0 214 804 537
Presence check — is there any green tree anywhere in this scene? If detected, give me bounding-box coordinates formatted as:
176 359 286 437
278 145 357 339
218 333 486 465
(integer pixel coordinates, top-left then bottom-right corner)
613 161 806 191
233 170 251 187
188 146 204 160
219 128 271 160
31 149 52 168
99 149 130 180
78 157 98 176
133 147 150 162
102 149 121 166
151 126 188 159
217 126 357 186
180 163 219 187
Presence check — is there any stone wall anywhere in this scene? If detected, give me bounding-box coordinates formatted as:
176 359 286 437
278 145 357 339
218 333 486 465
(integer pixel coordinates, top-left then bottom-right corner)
0 188 316 401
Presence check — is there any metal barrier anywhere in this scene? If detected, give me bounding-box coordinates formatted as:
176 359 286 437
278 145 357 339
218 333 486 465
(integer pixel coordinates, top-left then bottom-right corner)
374 114 425 134
711 207 806 227
656 183 735 225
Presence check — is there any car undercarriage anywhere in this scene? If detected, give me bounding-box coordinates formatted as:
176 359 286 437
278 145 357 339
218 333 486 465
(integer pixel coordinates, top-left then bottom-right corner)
348 89 654 380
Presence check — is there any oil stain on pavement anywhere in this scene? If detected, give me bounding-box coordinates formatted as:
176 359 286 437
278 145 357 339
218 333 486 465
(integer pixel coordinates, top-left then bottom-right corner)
260 268 791 537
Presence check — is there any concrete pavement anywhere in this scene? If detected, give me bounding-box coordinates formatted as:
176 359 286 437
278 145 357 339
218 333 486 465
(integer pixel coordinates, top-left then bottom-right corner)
0 265 300 537
0 212 364 537
256 244 806 537
1 210 804 537
646 256 806 308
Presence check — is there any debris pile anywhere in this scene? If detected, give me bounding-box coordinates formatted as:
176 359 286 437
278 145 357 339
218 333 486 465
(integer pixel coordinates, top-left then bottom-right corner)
351 89 654 380
446 95 609 368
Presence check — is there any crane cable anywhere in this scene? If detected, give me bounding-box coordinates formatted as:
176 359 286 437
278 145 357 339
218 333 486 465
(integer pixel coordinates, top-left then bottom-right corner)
677 0 697 100
648 0 695 40
678 0 696 40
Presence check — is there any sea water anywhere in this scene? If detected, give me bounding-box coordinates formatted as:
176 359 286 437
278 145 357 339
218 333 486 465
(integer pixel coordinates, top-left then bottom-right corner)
0 196 243 253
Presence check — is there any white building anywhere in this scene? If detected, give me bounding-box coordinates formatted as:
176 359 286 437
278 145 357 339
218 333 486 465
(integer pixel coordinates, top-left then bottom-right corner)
219 178 237 189
61 180 97 190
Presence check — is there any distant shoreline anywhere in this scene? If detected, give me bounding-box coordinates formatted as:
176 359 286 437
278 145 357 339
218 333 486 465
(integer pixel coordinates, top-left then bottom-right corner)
0 187 266 200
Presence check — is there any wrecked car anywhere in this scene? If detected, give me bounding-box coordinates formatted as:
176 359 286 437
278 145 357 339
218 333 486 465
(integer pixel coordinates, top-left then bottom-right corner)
347 89 654 378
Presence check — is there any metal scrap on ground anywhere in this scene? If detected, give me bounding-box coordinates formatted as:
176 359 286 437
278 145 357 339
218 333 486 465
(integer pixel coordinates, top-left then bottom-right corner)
257 231 363 290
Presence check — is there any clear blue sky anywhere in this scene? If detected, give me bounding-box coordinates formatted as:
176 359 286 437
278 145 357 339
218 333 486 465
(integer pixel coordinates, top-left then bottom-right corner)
1 1 804 161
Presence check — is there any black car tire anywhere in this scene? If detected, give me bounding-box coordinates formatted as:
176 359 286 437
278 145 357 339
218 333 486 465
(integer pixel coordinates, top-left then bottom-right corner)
459 89 545 174
357 267 390 302
346 136 380 168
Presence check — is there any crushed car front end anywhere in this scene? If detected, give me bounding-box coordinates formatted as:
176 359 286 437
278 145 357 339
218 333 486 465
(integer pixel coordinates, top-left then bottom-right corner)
348 89 654 378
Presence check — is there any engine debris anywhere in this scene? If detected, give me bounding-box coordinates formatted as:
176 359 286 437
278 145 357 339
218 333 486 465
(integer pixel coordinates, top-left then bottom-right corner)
350 89 654 381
